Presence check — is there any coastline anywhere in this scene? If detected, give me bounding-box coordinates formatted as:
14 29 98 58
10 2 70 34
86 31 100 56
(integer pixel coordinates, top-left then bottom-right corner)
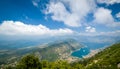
83 49 101 58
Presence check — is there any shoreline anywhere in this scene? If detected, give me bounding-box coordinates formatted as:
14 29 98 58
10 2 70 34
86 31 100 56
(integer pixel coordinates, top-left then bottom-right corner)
83 49 101 58
68 47 102 62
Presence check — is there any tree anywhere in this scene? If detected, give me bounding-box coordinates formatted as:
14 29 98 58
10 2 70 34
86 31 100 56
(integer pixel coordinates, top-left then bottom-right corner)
16 54 42 69
41 60 49 68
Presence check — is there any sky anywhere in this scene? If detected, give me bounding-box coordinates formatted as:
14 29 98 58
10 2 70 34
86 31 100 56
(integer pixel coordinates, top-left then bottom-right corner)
0 0 120 44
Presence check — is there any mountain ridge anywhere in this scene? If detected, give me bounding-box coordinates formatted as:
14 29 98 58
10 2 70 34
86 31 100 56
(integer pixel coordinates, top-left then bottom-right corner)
0 39 83 65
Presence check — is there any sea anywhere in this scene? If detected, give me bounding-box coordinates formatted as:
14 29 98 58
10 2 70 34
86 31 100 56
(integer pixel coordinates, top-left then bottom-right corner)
71 42 109 58
71 47 90 58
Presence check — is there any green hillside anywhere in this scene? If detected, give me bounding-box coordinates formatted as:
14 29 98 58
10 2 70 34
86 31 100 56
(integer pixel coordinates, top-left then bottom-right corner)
85 43 120 69
2 43 120 69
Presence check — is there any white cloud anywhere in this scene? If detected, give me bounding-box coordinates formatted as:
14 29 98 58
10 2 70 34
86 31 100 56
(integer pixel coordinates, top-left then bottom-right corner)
76 30 120 43
32 1 38 7
85 26 96 33
116 12 120 18
97 0 120 5
99 30 120 36
46 2 79 27
32 0 40 7
86 37 116 43
94 8 113 24
0 21 73 36
93 7 120 27
45 0 96 27
79 30 120 37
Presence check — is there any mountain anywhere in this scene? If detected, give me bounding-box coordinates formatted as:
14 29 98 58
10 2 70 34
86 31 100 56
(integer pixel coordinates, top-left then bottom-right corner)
0 39 83 65
34 39 83 61
2 43 120 69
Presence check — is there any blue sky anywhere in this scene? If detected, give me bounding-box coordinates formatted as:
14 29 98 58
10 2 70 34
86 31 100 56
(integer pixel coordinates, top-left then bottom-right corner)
0 0 120 44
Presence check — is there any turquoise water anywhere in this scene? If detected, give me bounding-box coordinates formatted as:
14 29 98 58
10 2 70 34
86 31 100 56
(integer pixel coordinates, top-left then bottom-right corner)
71 47 90 58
